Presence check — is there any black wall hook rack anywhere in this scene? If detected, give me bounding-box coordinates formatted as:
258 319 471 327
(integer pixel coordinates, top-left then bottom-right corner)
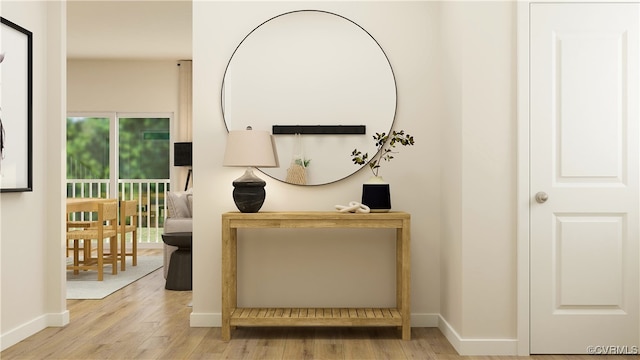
272 125 366 135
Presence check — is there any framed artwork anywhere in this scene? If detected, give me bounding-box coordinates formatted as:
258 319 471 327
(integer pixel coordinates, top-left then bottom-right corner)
0 17 33 192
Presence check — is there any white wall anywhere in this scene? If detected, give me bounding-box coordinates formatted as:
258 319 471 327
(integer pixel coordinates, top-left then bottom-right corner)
67 60 179 113
439 1 518 354
192 0 441 327
0 0 67 351
193 0 518 354
439 0 464 340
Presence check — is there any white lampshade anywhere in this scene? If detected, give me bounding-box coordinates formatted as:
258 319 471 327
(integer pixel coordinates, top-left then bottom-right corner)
223 128 279 168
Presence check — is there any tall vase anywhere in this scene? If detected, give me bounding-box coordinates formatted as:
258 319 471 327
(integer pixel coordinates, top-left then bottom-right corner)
361 176 391 212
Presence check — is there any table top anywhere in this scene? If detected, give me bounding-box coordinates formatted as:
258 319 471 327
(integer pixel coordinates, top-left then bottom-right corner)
66 198 114 213
222 211 410 230
222 211 410 219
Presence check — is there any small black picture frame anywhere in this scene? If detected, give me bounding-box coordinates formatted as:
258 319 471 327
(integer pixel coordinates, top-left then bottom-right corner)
0 17 33 192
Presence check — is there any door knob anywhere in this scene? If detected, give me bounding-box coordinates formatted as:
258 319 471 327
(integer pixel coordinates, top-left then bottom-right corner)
535 192 549 204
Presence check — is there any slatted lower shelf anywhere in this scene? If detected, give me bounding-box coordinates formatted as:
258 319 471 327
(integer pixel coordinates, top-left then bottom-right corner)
230 307 403 327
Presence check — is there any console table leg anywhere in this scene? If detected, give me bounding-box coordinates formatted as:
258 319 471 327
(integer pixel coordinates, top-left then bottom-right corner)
402 323 411 340
221 218 236 341
222 323 231 342
398 221 411 341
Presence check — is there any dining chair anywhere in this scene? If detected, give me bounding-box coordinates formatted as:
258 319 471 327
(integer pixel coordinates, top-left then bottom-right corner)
66 219 98 258
66 200 119 280
119 200 138 271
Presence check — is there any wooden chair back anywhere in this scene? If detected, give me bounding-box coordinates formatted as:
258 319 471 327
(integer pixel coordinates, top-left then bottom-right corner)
98 200 118 232
119 200 139 270
66 199 119 280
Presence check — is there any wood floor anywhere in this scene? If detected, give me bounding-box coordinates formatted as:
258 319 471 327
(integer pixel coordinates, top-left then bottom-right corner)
0 250 626 359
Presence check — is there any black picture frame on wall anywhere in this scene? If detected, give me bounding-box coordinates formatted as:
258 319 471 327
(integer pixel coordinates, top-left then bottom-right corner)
0 17 33 192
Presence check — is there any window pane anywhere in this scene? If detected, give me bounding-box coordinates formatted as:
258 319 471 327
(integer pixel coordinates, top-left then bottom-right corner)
66 117 110 179
118 117 170 179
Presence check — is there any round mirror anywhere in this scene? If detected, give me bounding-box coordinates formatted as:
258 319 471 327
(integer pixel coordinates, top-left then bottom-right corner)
222 10 396 185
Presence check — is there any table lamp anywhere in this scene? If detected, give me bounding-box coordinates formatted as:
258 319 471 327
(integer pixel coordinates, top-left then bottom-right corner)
223 126 279 212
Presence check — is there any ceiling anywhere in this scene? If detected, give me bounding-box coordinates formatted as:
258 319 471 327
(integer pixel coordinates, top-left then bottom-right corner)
67 0 192 60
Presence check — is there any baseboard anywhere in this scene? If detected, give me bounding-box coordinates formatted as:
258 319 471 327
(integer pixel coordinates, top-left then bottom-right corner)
190 312 221 327
438 315 518 355
48 310 71 327
1 311 69 351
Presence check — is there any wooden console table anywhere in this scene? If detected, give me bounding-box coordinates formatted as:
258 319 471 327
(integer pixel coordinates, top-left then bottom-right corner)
221 211 411 341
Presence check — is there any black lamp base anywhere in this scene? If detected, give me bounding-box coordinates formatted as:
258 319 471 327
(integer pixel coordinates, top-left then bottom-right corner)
232 168 267 213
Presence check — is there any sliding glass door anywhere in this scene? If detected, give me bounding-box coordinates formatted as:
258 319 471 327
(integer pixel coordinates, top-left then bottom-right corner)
66 112 172 243
66 115 111 197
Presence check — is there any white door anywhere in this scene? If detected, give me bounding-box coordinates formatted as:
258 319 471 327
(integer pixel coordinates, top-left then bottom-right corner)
530 2 640 354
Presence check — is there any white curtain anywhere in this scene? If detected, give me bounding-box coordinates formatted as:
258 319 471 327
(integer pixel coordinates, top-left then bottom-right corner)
175 60 192 191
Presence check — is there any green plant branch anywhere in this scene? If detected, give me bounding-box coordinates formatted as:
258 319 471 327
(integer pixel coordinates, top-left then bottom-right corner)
351 130 415 177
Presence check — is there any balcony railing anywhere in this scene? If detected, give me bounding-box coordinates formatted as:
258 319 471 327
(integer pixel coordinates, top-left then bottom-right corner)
66 179 171 244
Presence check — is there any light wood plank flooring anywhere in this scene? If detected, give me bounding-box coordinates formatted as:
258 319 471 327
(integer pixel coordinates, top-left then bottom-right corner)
0 250 627 359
